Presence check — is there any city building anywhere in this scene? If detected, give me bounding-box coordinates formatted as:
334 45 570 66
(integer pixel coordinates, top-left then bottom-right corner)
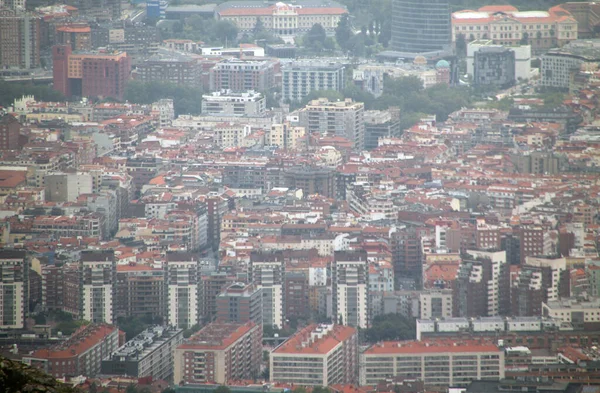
209 59 277 92
332 250 368 328
282 62 345 102
199 272 236 324
420 289 453 319
56 24 92 51
23 324 120 379
0 114 21 150
452 5 578 54
52 45 131 100
473 47 516 87
364 109 401 150
249 251 284 329
173 321 262 385
135 52 202 87
0 250 28 329
270 324 358 386
360 339 504 386
44 172 93 202
81 250 116 324
101 325 183 380
467 40 531 81
216 282 263 326
283 165 336 198
541 40 600 89
542 297 600 327
453 250 510 318
115 265 166 320
299 98 365 150
391 0 451 54
215 0 348 39
147 0 168 19
165 252 202 329
0 9 40 69
268 122 306 149
201 90 266 117
0 0 26 10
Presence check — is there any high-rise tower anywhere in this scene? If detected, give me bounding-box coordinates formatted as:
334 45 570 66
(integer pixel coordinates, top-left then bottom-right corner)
391 0 451 53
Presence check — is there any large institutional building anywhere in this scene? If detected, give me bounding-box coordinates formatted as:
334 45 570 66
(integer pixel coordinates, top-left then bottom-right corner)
270 324 358 386
360 339 505 386
215 1 347 39
391 0 452 54
452 5 578 54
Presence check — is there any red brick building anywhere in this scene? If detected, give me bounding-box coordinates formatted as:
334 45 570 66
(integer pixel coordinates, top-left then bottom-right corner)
0 114 21 150
52 44 131 100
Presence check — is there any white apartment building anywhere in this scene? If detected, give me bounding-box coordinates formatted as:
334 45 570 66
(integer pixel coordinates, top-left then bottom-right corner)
542 297 600 324
165 252 201 329
298 98 364 150
201 90 266 117
152 98 174 128
282 62 346 102
81 250 116 324
270 324 358 386
525 256 567 301
45 172 93 202
360 340 505 386
212 123 252 148
249 256 284 329
333 250 368 328
0 250 28 329
466 249 507 316
467 40 531 80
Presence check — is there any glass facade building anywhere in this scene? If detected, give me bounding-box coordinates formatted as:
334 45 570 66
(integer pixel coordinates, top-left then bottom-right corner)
391 0 451 53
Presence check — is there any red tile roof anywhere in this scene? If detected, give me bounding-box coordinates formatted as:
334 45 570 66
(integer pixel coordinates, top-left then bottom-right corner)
364 339 500 355
273 324 356 355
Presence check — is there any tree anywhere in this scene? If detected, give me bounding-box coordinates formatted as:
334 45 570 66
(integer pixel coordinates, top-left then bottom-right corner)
520 32 529 45
304 23 328 53
456 33 467 57
335 15 354 51
543 91 565 108
183 324 201 338
213 20 239 45
362 313 416 343
124 81 202 116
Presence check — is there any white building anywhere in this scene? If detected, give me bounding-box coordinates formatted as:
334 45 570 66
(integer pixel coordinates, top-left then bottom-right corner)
270 324 358 386
201 90 266 117
332 250 369 328
165 252 201 329
467 40 531 80
81 250 116 324
542 297 600 324
360 340 504 386
152 98 174 128
45 172 93 202
466 249 508 316
0 250 27 329
282 62 346 102
249 255 284 329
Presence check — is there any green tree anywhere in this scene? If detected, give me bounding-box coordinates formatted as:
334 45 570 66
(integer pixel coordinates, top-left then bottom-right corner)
543 92 565 108
456 33 467 57
520 32 529 45
213 20 239 45
124 81 202 116
362 313 416 343
214 386 232 393
183 324 202 338
335 15 354 51
303 23 328 53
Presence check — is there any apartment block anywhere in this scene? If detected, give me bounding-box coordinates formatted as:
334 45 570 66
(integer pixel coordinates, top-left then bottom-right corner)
23 324 120 379
282 62 345 102
202 90 266 117
0 250 28 329
473 47 516 87
44 172 93 202
165 252 202 329
299 98 365 150
199 272 236 324
216 282 263 326
360 339 504 386
332 250 368 328
52 45 131 100
101 325 183 380
270 324 358 386
0 114 21 150
268 122 306 149
249 251 284 329
115 264 166 320
420 289 453 319
0 9 40 69
542 297 600 327
209 59 277 92
364 109 401 150
135 54 202 87
81 250 116 324
173 321 262 385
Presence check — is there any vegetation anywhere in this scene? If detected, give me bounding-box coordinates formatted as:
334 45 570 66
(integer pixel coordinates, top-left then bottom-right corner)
0 356 77 393
183 324 202 338
116 315 163 341
0 80 65 108
362 313 416 343
214 386 232 393
123 81 203 115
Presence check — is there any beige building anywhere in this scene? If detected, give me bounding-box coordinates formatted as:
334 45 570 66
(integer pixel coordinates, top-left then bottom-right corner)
173 321 262 385
360 339 504 386
216 1 347 40
270 324 358 386
268 122 306 150
452 5 577 54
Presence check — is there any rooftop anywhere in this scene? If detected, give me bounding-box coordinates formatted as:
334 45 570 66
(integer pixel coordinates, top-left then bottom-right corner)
364 339 500 355
104 325 183 362
273 324 356 355
29 324 118 359
178 321 257 350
